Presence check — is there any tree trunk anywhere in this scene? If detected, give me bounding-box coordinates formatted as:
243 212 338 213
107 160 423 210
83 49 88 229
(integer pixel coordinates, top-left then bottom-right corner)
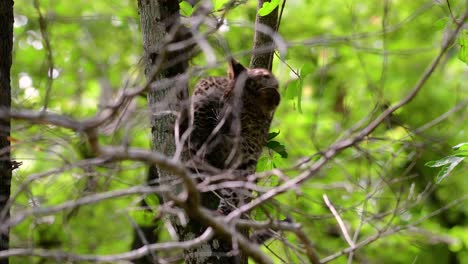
137 1 250 263
250 0 279 70
136 0 190 263
0 1 14 264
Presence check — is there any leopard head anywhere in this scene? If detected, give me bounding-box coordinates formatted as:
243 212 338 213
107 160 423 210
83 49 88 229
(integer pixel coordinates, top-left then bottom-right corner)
227 58 280 116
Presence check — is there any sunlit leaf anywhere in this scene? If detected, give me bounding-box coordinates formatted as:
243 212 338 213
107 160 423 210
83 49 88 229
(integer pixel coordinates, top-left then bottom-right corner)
271 152 286 168
285 79 300 100
213 0 230 10
256 156 270 172
129 210 154 225
258 0 280 16
454 151 468 157
433 17 449 31
144 194 160 207
435 157 464 184
458 30 468 65
295 80 303 113
300 63 315 78
453 142 468 150
425 155 462 167
285 79 302 111
179 1 193 16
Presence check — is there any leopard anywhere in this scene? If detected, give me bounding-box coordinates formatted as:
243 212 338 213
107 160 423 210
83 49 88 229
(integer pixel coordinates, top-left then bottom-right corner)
186 58 280 215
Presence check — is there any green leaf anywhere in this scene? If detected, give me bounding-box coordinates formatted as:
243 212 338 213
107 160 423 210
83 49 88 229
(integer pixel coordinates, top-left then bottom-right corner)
285 79 300 100
144 194 160 207
271 152 286 168
213 0 230 10
295 80 303 113
284 64 314 113
258 0 280 16
266 140 288 158
435 157 464 184
433 17 449 31
130 210 154 225
268 131 280 140
454 151 468 157
300 63 315 78
179 1 193 17
453 142 468 150
425 155 462 167
284 78 303 113
256 156 270 172
458 30 468 65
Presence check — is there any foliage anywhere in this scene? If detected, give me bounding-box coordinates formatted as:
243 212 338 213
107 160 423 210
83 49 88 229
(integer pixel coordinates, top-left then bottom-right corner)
5 0 468 263
425 143 467 183
258 0 281 16
459 30 468 64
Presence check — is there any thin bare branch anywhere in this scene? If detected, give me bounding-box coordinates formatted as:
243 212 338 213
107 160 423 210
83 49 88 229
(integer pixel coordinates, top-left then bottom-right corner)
323 194 355 248
0 228 213 262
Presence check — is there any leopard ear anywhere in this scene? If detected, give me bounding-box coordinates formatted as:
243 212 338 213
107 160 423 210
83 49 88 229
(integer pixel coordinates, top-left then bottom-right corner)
227 58 247 80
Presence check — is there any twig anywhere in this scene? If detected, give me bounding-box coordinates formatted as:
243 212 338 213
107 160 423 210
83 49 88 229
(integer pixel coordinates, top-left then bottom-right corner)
323 194 355 248
33 0 55 111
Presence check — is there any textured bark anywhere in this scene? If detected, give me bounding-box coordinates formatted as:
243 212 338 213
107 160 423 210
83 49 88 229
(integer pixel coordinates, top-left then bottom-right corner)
0 1 14 264
250 0 279 70
137 1 249 263
136 1 186 263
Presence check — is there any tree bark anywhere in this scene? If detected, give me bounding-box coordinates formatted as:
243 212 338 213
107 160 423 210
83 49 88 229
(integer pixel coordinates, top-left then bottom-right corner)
137 1 251 263
136 0 190 263
250 0 280 70
0 1 14 264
